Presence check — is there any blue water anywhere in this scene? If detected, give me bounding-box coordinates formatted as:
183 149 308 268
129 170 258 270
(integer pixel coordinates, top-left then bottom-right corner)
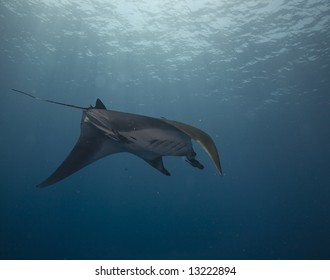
1 0 329 260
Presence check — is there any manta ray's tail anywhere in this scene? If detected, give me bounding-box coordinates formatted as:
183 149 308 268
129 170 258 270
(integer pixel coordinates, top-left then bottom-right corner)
11 89 87 110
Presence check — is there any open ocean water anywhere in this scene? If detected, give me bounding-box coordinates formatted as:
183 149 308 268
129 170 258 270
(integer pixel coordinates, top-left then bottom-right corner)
0 0 329 260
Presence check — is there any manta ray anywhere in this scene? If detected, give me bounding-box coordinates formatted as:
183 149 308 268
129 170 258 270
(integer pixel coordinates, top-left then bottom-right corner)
12 89 223 187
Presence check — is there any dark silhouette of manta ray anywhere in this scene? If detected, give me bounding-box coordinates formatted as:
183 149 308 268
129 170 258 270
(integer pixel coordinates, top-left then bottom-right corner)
12 89 223 187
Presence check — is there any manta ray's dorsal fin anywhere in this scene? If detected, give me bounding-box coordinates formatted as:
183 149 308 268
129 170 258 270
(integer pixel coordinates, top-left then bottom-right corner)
95 98 107 109
161 118 223 175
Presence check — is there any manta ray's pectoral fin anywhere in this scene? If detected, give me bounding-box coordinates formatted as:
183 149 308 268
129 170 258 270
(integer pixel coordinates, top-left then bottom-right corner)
37 121 120 188
145 157 170 176
161 118 223 175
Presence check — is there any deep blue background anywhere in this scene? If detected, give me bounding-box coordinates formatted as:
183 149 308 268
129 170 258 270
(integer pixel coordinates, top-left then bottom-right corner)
1 0 329 260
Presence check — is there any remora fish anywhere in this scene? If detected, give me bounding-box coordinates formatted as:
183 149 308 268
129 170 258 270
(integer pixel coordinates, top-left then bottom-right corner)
12 89 223 187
